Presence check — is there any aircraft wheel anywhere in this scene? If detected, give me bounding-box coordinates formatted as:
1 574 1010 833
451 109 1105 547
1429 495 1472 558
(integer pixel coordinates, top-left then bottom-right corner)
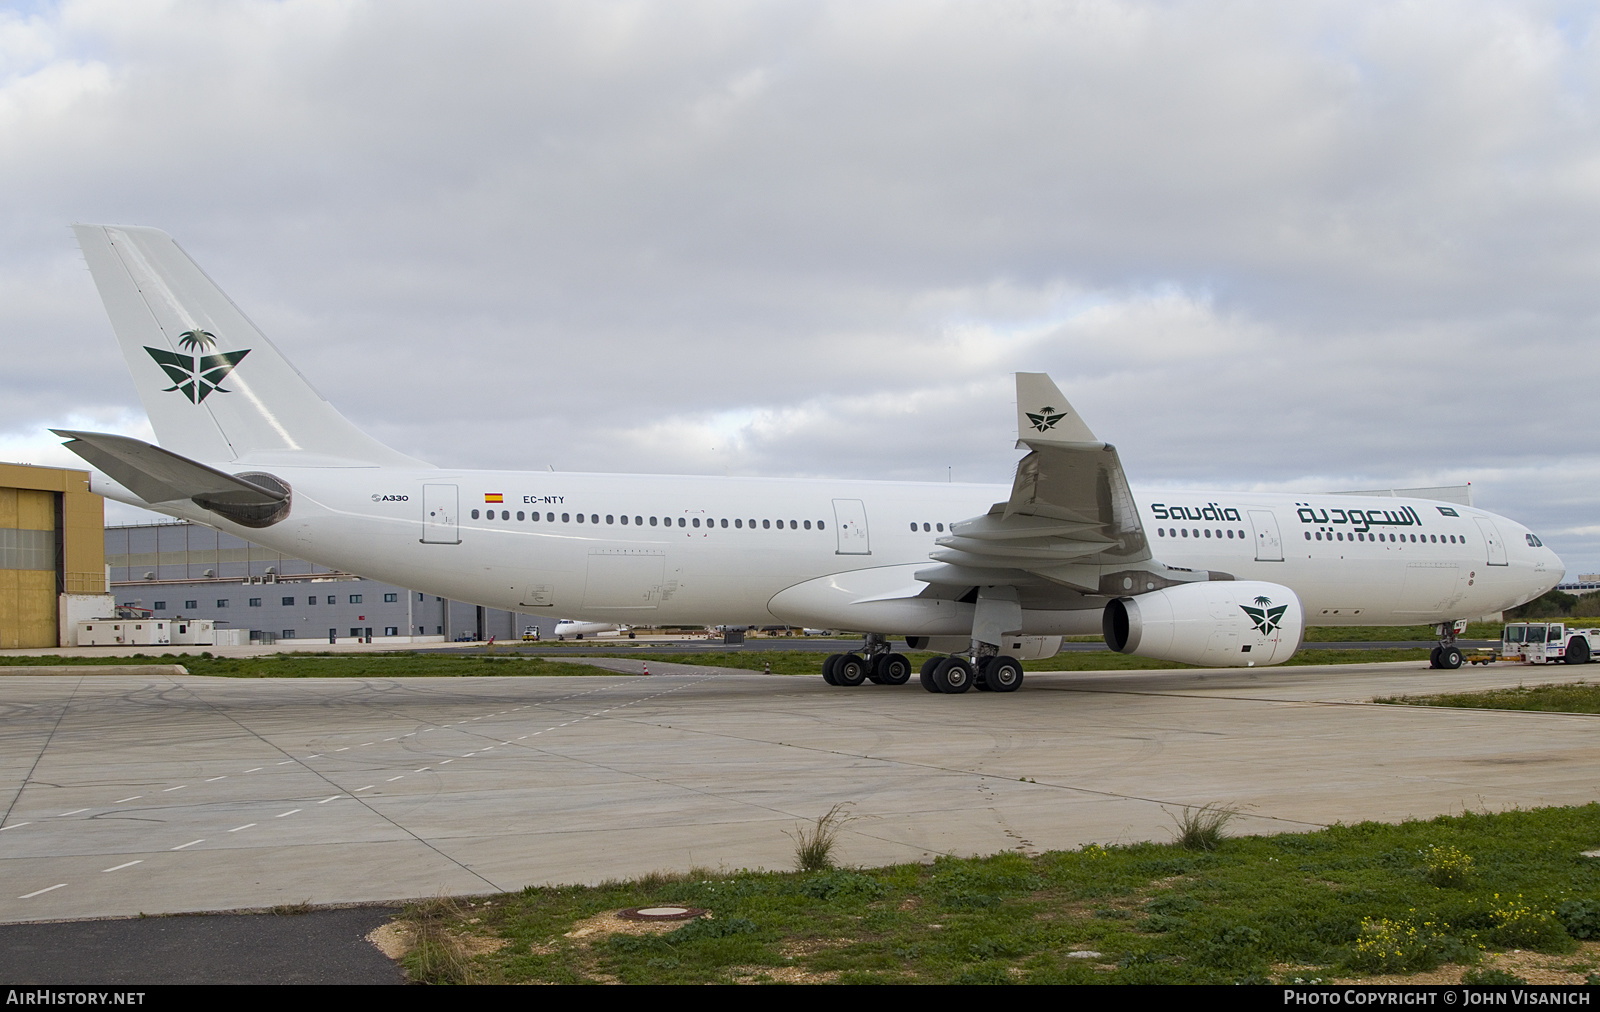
822 653 842 685
919 656 942 693
1438 645 1464 670
1428 646 1442 669
876 654 912 685
933 657 974 694
835 653 868 686
986 655 1025 692
1566 639 1591 665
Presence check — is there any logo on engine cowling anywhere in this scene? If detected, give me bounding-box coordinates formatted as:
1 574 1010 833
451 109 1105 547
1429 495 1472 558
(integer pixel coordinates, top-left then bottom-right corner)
1240 595 1288 635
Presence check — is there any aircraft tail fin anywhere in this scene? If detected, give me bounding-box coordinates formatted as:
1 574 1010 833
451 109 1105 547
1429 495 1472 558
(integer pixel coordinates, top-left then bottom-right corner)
72 224 426 468
1014 372 1100 449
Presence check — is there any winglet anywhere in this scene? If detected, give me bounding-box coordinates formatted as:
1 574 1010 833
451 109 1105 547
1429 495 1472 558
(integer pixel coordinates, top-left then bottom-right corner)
1015 373 1099 449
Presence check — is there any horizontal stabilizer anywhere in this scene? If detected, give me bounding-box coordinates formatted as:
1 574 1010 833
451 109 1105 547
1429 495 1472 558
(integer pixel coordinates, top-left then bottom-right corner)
53 429 284 508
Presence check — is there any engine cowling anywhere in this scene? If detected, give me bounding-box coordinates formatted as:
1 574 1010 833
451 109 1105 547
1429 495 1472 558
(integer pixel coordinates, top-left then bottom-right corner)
1102 580 1304 667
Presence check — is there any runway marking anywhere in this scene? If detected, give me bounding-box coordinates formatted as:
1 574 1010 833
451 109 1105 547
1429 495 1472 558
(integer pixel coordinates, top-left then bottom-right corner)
517 735 527 740
354 785 375 793
276 809 301 818
319 795 342 804
306 755 322 759
19 884 66 899
334 747 350 752
57 808 89 817
360 742 373 746
463 753 478 757
205 776 227 782
383 737 398 742
276 760 295 765
172 839 204 851
243 768 263 773
0 822 32 832
102 861 142 873
113 796 141 804
228 824 256 833
440 760 454 764
386 776 404 782
162 785 187 792
414 767 431 772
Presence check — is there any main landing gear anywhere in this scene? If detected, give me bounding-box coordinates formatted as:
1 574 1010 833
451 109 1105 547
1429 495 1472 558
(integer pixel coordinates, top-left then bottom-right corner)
820 634 1026 693
917 654 1025 694
822 633 912 687
1429 620 1465 670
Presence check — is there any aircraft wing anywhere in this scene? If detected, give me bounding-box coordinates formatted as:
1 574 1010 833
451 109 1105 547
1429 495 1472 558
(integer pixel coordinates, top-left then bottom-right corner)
916 374 1203 598
52 429 286 510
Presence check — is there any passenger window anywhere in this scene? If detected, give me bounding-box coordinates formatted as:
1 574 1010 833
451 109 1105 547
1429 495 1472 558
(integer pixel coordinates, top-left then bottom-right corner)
722 518 729 528
591 514 598 524
606 515 614 524
649 516 657 526
502 510 510 520
692 518 700 528
937 523 944 532
803 520 811 530
736 519 743 528
547 513 554 522
576 513 585 523
678 518 685 527
909 522 916 532
562 513 570 522
635 516 642 525
763 519 770 529
790 520 797 529
1304 532 1311 540
470 509 480 519
818 521 825 530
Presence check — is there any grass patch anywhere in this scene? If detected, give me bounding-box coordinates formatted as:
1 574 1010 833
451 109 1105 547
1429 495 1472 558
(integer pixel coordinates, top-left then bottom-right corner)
1377 681 1600 714
1305 623 1502 643
386 803 1600 985
0 652 619 679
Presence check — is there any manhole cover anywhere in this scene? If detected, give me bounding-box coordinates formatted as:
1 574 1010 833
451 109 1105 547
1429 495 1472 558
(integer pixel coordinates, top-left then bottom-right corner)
618 905 707 921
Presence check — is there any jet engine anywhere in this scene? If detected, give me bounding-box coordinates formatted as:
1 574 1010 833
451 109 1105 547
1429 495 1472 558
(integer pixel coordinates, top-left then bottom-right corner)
1102 580 1304 667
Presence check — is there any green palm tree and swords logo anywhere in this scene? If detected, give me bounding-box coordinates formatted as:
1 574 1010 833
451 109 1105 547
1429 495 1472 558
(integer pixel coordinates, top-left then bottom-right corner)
1240 595 1289 635
1025 405 1066 432
145 330 250 404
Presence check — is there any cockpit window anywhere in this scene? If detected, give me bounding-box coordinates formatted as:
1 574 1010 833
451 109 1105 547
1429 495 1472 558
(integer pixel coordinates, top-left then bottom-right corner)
1526 533 1544 547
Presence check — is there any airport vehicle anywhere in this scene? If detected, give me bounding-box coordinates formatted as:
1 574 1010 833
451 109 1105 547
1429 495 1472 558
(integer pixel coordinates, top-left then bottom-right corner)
553 620 623 641
1501 622 1599 664
56 225 1564 692
522 626 540 642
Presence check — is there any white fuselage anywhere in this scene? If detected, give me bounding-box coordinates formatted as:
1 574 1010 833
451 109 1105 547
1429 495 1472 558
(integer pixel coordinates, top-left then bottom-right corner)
97 467 1563 636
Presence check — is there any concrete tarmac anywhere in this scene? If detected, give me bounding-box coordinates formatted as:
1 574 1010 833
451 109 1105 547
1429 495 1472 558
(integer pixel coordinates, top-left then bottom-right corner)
0 659 1595 924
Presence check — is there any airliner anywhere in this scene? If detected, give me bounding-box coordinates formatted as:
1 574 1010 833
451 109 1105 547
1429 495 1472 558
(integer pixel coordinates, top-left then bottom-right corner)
55 225 1563 693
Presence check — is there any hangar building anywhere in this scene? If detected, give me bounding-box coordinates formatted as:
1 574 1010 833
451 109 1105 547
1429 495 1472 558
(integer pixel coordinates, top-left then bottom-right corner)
0 462 107 648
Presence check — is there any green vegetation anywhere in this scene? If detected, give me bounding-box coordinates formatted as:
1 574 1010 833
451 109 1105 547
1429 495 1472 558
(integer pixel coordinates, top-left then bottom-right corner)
1377 681 1600 714
391 803 1600 984
1508 589 1600 620
0 652 616 679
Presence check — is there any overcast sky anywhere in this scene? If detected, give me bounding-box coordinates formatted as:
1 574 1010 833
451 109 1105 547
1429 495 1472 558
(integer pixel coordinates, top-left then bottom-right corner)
5 0 1600 574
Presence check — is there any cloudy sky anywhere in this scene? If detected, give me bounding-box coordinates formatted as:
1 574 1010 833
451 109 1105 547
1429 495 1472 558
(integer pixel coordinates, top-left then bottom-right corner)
4 0 1600 573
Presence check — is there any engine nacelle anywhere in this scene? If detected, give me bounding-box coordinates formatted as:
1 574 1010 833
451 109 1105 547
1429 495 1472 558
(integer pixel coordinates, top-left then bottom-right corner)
1103 580 1304 667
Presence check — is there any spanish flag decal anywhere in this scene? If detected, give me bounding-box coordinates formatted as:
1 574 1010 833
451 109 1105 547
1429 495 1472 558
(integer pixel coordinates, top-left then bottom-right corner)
485 493 504 504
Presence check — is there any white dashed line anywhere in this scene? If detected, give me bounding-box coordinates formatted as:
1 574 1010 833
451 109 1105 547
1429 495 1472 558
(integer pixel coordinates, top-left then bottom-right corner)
386 776 404 782
19 884 66 899
463 753 477 757
243 768 263 773
354 785 374 793
205 776 227 782
440 760 453 764
276 809 301 818
113 796 141 804
359 742 373 747
276 760 295 765
102 861 142 873
172 839 204 851
383 737 397 742
334 747 350 752
306 755 322 759
0 822 32 832
57 809 89 817
162 785 187 792
318 795 342 804
228 824 256 833
414 767 431 772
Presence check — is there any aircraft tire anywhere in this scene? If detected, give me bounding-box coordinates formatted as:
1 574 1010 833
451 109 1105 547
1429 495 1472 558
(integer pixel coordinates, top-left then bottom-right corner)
835 653 868 686
876 654 912 685
1438 645 1464 670
986 655 1024 692
1428 646 1442 669
919 656 942 693
822 653 843 685
1566 639 1591 665
933 657 974 694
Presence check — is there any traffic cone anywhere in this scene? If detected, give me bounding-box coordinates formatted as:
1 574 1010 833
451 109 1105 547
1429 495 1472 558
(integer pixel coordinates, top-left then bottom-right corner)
643 662 649 676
